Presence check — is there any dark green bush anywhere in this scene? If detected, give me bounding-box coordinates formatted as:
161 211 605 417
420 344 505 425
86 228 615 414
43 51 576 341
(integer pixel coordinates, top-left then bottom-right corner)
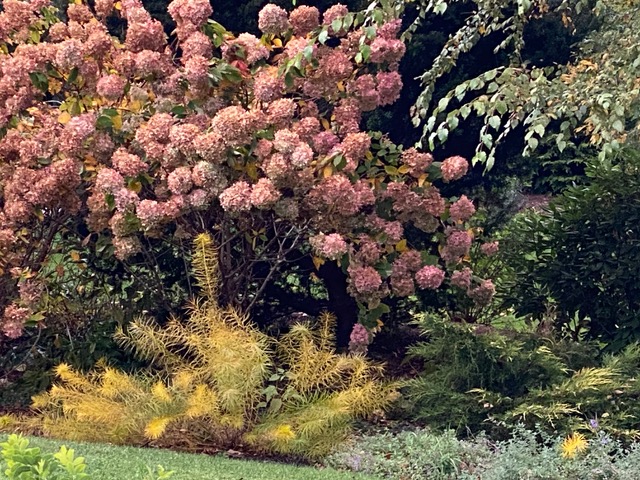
406 314 640 439
498 147 640 350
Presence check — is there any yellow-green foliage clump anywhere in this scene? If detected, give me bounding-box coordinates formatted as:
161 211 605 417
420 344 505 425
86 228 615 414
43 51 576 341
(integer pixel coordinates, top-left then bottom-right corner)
33 234 397 458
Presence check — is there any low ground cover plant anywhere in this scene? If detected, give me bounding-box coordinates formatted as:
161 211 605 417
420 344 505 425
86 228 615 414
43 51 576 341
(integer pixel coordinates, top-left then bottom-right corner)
326 425 640 479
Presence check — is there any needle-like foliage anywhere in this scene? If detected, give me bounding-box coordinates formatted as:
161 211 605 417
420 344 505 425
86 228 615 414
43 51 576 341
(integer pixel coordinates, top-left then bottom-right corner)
33 234 398 458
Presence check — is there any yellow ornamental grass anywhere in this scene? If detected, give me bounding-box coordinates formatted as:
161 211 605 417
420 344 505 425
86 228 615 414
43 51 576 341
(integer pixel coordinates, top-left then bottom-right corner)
34 234 399 458
144 416 174 440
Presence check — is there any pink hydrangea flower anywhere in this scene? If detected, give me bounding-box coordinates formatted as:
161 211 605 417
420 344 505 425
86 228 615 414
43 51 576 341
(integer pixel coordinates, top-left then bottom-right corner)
376 71 403 106
289 5 319 36
258 4 290 35
349 323 369 355
401 147 433 177
415 265 445 290
451 267 473 290
441 229 472 263
96 74 126 100
167 166 193 195
348 265 382 295
250 178 281 208
310 233 349 260
219 181 253 213
441 155 469 182
481 241 499 256
449 195 476 222
111 148 148 177
468 279 496 306
2 303 29 339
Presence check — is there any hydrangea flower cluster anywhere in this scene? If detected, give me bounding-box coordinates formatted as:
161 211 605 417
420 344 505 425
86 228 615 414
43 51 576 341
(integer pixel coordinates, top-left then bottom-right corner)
0 0 493 339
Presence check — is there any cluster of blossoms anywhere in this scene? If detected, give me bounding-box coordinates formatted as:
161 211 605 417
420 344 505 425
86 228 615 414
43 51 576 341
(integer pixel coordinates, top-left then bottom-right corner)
0 0 494 339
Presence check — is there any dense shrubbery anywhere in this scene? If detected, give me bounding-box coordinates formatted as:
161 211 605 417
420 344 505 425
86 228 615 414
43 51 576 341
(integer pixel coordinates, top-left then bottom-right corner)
406 314 640 439
499 147 640 350
0 0 495 357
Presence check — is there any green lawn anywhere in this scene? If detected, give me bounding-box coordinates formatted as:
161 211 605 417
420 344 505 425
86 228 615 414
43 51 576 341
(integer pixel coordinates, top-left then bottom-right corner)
0 435 374 480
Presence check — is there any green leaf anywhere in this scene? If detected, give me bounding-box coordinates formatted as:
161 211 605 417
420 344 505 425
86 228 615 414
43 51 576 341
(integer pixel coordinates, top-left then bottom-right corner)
29 72 48 93
612 119 624 132
488 115 500 130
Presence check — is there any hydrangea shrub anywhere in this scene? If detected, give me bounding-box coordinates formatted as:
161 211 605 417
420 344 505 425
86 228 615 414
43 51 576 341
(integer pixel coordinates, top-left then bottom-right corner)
0 0 493 342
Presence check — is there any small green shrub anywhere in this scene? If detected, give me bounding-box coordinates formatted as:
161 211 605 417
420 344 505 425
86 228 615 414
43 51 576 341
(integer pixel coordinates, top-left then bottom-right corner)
0 434 88 480
325 428 491 479
406 314 640 439
498 147 640 351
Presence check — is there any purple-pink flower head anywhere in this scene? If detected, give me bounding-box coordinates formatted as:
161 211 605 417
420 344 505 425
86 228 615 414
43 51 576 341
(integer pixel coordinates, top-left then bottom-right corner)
449 195 476 223
348 265 382 295
289 5 319 36
451 267 473 290
250 177 281 208
219 181 253 213
258 4 291 35
481 241 499 256
441 155 469 182
310 233 349 260
415 265 445 290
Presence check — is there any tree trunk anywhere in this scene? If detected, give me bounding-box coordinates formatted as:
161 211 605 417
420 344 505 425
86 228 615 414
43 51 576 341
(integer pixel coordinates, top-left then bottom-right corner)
318 261 357 350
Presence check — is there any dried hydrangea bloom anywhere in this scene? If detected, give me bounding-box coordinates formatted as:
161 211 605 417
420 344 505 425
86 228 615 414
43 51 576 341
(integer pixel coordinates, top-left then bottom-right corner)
376 71 403 106
310 233 349 260
441 155 469 182
180 32 212 62
95 167 125 194
449 195 476 223
289 5 319 37
111 148 147 177
258 4 290 35
219 181 253 213
323 4 348 35
222 33 269 65
415 265 445 290
253 69 284 103
468 279 496 306
481 241 499 256
167 0 212 29
167 166 193 195
1 303 29 339
113 235 142 260
441 229 472 263
349 323 369 355
96 74 126 100
250 178 281 208
451 267 473 290
348 264 382 295
401 147 433 177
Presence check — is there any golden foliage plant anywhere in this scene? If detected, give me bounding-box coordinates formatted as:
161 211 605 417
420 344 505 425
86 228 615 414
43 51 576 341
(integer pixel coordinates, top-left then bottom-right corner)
33 234 398 458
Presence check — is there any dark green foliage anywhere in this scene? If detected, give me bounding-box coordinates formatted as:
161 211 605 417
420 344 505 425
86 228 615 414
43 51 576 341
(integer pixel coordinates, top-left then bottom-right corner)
406 314 590 434
407 313 640 439
0 232 190 408
499 147 640 350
